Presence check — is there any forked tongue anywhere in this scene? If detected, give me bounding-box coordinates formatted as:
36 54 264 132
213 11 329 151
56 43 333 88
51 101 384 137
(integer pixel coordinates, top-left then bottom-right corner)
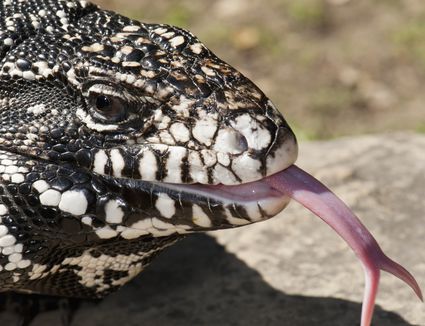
266 165 422 326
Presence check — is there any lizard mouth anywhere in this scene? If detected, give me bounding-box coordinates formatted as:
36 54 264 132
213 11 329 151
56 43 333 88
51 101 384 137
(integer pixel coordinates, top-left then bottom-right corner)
151 171 292 224
158 173 288 206
107 126 300 224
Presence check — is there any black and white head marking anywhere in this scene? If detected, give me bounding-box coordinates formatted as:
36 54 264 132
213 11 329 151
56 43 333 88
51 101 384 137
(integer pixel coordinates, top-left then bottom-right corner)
0 0 297 297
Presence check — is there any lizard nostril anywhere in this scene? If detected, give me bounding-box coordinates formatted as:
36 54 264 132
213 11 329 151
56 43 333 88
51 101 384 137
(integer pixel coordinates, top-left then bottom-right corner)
214 128 248 154
236 132 248 152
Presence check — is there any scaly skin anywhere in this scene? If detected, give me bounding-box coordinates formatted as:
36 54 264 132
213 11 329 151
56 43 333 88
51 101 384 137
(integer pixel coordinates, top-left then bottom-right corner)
0 2 420 326
0 0 297 297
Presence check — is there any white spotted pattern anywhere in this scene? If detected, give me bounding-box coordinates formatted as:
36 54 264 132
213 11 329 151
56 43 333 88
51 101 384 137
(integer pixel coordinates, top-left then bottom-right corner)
138 149 158 181
105 199 124 224
32 180 49 193
231 114 271 150
155 193 176 219
93 150 108 175
170 35 185 47
110 149 125 177
39 189 61 206
95 226 118 239
0 225 8 236
59 190 88 215
169 122 190 143
29 244 174 293
0 204 8 216
163 147 186 183
192 115 217 146
192 204 212 227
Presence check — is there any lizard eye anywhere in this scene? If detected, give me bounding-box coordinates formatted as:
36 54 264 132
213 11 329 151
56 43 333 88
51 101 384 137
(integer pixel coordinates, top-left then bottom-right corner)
89 93 128 123
96 95 111 110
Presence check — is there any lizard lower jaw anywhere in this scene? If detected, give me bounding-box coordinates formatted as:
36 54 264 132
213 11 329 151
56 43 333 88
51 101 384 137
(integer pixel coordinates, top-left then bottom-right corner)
156 171 293 221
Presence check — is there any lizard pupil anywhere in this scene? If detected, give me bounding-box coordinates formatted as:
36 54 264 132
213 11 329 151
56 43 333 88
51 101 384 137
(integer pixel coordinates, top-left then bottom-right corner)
96 95 112 110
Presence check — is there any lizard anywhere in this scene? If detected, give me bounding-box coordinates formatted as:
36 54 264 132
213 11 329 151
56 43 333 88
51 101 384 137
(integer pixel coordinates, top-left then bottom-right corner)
0 1 421 325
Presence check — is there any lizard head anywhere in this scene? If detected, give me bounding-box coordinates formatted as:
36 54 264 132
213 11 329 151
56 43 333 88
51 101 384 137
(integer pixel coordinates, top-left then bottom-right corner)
0 6 297 241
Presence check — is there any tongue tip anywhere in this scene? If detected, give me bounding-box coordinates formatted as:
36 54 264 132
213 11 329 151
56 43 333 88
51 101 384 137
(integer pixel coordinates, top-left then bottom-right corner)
379 254 423 301
407 277 423 302
407 273 423 302
271 164 423 325
407 275 423 302
360 251 423 326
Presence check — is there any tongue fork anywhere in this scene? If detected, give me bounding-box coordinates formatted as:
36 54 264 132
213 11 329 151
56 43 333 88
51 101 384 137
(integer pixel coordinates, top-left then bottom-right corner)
267 165 422 326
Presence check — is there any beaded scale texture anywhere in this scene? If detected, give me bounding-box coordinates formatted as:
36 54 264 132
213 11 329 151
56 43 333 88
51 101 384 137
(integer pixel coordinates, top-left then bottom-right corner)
0 0 298 298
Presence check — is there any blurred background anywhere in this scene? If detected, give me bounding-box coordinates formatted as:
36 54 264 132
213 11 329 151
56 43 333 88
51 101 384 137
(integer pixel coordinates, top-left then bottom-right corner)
93 0 425 140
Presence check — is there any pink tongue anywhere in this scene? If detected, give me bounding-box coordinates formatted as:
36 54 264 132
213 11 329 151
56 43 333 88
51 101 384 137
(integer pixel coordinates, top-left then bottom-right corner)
266 165 422 326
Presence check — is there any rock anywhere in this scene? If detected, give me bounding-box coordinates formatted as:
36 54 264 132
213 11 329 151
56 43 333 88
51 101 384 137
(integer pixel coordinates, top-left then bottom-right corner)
211 132 425 325
1 133 424 325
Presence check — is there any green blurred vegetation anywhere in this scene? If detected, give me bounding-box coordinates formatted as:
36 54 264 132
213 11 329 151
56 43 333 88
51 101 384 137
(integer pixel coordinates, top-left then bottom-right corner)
93 0 425 141
162 4 192 27
392 19 425 70
286 0 327 30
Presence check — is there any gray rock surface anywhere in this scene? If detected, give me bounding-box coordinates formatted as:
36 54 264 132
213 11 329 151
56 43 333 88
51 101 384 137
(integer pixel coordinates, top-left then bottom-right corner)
2 133 425 325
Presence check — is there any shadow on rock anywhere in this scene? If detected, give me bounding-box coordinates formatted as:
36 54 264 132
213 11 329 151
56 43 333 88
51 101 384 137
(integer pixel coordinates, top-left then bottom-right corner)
1 234 412 326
